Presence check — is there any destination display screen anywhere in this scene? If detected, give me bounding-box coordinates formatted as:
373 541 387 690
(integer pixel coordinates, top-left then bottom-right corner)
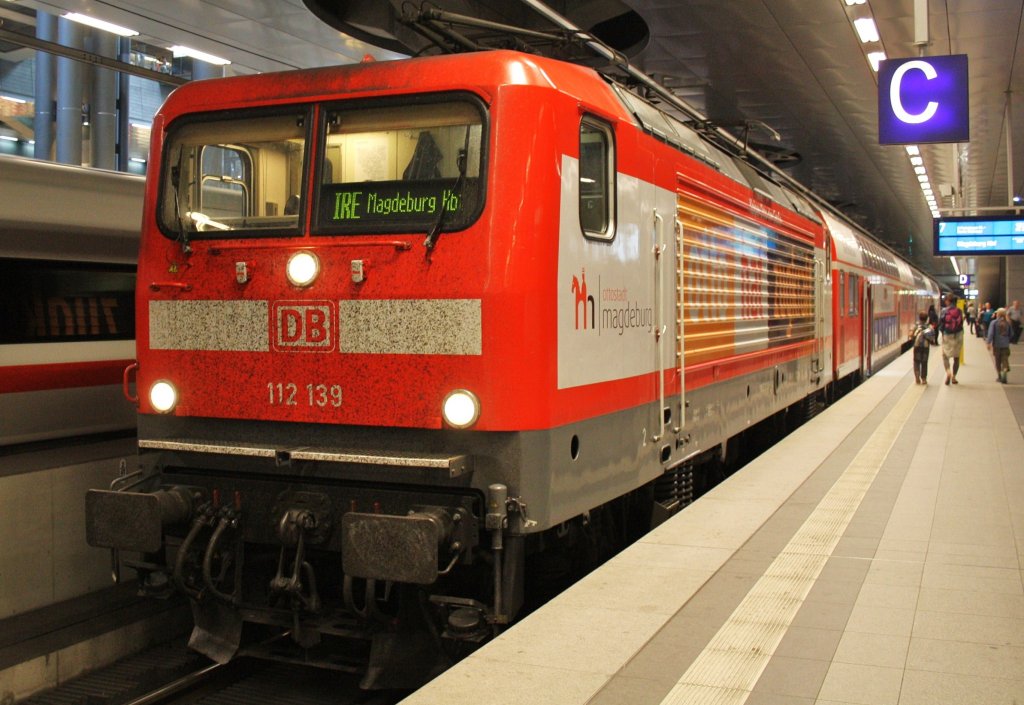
934 215 1024 255
317 179 480 234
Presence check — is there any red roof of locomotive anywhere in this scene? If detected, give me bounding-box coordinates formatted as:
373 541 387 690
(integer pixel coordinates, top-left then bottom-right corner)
157 50 634 125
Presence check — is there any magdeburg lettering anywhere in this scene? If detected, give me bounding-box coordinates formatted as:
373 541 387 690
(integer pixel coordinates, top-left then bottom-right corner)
601 300 653 336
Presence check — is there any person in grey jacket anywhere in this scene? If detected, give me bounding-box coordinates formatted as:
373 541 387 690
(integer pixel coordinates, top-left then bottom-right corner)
986 308 1012 384
1008 300 1022 344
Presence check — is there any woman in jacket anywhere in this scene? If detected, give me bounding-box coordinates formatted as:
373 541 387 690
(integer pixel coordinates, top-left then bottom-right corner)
986 308 1012 384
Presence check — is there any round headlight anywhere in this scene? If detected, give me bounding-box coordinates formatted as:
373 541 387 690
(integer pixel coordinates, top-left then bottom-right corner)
442 389 480 429
149 380 178 413
287 251 320 287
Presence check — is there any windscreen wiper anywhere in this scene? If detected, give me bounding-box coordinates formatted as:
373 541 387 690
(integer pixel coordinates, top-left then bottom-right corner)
424 126 471 253
171 152 193 255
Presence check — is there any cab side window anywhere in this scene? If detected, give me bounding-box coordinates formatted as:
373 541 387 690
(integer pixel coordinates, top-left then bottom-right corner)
839 271 845 318
579 118 615 239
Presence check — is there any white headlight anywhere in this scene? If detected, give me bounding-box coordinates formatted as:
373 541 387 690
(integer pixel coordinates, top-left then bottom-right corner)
287 251 319 287
442 389 480 429
149 380 178 413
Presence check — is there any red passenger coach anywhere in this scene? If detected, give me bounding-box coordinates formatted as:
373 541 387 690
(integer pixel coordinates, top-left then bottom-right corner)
84 50 937 685
823 212 939 384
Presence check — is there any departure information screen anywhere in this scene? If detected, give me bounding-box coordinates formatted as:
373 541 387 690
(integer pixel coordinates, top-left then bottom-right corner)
934 215 1024 255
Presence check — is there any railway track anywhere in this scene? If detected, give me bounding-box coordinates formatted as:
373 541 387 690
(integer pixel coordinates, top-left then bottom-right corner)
119 660 233 705
19 639 406 705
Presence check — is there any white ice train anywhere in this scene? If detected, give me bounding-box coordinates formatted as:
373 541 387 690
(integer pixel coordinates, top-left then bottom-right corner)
0 155 143 445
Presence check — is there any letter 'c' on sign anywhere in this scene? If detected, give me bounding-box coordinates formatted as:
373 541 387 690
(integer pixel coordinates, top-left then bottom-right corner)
890 60 939 124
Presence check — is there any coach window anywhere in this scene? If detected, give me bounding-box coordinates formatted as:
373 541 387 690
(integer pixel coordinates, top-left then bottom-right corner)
579 117 615 239
839 271 845 318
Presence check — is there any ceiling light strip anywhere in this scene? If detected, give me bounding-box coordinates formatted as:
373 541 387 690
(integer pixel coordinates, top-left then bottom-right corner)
62 12 138 37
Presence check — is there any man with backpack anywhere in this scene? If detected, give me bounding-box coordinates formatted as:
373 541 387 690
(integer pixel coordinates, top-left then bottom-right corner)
938 293 964 385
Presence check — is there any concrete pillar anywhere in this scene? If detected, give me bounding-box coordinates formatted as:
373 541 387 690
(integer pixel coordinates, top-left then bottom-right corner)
90 32 118 170
33 12 55 161
117 39 131 171
55 17 84 165
1007 256 1024 309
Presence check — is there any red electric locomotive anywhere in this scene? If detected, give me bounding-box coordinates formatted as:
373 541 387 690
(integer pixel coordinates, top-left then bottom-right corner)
85 50 936 685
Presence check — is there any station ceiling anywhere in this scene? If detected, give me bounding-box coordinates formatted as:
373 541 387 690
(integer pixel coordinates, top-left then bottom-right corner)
7 0 1023 294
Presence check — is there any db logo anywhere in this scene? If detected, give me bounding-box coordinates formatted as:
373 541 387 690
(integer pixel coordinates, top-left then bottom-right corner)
272 301 335 352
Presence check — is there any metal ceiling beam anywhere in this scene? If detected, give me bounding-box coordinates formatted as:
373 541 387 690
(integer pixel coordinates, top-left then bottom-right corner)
0 23 186 86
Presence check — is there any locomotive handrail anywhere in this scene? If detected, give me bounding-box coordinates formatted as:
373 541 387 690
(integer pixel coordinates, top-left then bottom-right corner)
149 281 193 292
674 215 685 433
122 362 139 405
653 209 666 443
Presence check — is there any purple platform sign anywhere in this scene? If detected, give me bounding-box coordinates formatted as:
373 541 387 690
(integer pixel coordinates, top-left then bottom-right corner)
878 55 969 144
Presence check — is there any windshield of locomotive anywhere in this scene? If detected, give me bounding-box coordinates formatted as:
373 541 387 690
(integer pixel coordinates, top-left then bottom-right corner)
314 100 484 234
158 110 307 238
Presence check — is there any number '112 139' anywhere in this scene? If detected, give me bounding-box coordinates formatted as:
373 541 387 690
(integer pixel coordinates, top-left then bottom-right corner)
268 382 342 407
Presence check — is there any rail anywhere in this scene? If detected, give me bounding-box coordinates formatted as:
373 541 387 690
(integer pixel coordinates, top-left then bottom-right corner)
121 662 227 705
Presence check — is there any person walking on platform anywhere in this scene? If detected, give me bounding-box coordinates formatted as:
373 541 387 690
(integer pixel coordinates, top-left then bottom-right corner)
987 307 1012 383
927 303 939 333
1007 300 1022 344
966 301 976 335
909 311 937 384
938 293 964 385
978 301 994 338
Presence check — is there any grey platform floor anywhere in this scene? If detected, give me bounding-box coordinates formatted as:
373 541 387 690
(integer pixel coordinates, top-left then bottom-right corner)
403 331 1024 705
